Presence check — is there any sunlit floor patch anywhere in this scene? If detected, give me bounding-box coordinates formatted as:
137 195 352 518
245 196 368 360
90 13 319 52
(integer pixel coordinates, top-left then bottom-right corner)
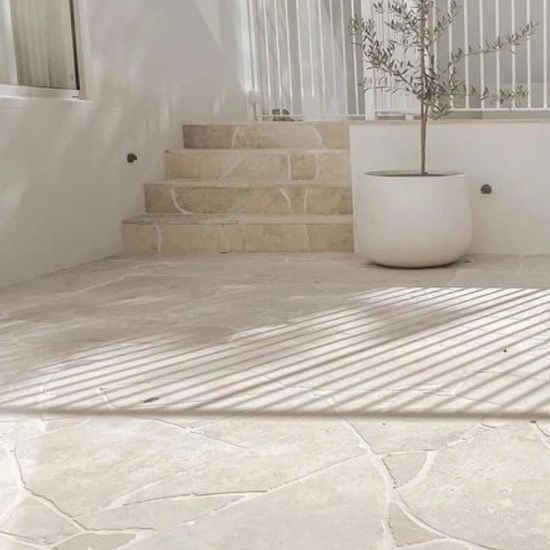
1 253 550 549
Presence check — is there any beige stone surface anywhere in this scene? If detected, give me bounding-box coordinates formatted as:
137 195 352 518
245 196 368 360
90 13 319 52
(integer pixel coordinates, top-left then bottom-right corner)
144 183 353 216
124 216 354 253
389 503 440 546
314 122 351 149
401 423 550 550
183 124 236 149
1 497 79 545
54 533 136 550
78 495 240 530
129 456 387 550
121 224 159 254
181 123 350 150
383 452 428 487
317 150 352 181
305 186 353 215
2 254 550 549
165 150 351 182
143 183 178 214
233 123 324 149
307 223 354 251
290 153 317 179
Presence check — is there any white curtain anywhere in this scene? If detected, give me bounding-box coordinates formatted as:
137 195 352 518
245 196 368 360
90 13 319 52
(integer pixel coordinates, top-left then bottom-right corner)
0 0 17 84
9 0 76 89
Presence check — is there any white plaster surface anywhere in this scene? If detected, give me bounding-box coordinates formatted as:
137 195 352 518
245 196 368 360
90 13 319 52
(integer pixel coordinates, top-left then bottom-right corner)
0 0 248 288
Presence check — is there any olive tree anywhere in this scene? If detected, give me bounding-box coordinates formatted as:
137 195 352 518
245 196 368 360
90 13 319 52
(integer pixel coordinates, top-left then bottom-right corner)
351 0 536 174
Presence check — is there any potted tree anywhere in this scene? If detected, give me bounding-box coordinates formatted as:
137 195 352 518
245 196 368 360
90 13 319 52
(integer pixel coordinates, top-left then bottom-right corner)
351 0 535 267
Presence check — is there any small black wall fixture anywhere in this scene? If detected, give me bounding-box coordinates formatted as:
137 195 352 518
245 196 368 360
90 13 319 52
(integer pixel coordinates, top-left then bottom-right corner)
127 153 138 164
481 184 493 195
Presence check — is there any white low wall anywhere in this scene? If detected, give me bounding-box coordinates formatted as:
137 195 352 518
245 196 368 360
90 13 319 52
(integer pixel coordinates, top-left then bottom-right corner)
350 121 550 255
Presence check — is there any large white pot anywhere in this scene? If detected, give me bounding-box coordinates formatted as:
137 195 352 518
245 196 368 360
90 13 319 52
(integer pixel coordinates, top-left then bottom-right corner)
356 172 472 268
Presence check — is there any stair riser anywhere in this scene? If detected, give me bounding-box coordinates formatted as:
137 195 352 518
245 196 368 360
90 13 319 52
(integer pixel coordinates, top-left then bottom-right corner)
183 123 350 150
145 184 353 216
165 151 351 182
123 223 353 253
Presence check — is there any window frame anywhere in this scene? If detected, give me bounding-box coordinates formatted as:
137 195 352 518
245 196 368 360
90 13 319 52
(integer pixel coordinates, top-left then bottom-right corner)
0 0 87 100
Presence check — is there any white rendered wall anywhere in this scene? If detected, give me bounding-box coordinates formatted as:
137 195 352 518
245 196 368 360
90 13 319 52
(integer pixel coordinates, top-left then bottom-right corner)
351 121 550 255
0 0 249 288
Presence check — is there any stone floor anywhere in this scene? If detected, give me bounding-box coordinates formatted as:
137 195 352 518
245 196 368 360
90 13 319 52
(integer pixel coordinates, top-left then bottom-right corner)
1 253 550 550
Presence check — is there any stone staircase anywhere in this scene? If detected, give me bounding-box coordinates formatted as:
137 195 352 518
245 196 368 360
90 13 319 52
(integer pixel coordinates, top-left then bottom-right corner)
122 123 354 253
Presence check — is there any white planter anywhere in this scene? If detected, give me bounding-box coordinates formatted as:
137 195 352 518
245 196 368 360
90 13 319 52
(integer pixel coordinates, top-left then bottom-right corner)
356 172 472 268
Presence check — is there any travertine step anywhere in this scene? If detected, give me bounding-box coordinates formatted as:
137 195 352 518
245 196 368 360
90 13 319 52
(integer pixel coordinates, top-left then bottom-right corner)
165 149 351 181
183 122 350 150
123 214 353 253
144 180 353 215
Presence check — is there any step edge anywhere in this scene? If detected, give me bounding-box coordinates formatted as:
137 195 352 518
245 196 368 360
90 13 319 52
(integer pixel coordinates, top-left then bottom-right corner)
167 148 350 155
145 179 351 188
123 214 354 226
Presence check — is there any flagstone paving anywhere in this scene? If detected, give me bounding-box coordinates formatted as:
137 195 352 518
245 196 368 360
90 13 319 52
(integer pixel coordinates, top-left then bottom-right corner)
1 253 550 549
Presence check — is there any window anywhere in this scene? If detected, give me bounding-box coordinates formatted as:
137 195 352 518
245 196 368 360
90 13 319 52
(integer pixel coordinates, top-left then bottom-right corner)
0 0 80 96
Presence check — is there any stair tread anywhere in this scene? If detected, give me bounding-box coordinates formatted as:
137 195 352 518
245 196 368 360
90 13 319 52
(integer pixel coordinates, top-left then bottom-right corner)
124 214 353 226
146 179 351 188
169 148 350 154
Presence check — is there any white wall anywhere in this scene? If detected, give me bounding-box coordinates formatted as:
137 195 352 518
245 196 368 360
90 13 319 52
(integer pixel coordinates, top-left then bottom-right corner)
0 0 249 288
351 121 550 255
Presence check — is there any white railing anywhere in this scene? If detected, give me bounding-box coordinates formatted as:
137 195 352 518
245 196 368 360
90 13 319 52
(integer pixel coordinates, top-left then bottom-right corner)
245 0 550 120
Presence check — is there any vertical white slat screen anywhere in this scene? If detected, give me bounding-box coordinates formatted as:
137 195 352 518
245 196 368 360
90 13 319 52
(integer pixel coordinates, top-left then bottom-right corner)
2 0 77 90
247 0 550 119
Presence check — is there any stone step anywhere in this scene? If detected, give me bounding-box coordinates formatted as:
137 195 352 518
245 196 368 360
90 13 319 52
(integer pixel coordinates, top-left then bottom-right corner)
123 214 354 253
165 149 351 182
144 180 353 216
182 122 350 150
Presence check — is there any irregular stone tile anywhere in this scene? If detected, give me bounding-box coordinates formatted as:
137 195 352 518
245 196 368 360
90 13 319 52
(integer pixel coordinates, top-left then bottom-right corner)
183 125 236 149
520 254 550 273
222 224 246 252
347 416 479 454
79 495 239 530
405 543 466 550
307 224 354 252
15 418 237 517
305 187 352 215
0 497 78 545
0 539 43 550
171 186 303 216
383 452 427 487
317 151 351 181
0 448 19 521
314 123 350 149
127 456 386 550
454 371 550 415
242 224 310 252
459 254 522 272
289 153 316 180
450 270 550 289
55 532 136 550
225 153 289 180
128 418 364 503
389 503 440 546
160 225 226 253
401 424 550 550
165 152 230 179
233 124 323 149
144 183 178 214
0 419 42 446
122 224 159 255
